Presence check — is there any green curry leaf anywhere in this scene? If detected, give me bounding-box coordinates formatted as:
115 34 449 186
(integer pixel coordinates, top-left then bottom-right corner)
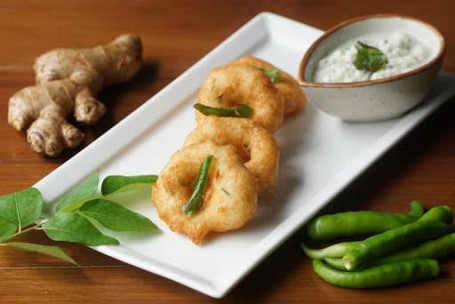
58 195 100 213
43 212 119 246
262 68 279 83
0 217 18 242
353 41 388 73
80 198 158 232
6 242 78 265
0 187 43 228
55 172 99 212
101 175 158 195
0 171 161 264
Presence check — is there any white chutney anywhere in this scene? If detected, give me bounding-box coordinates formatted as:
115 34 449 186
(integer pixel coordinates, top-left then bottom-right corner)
313 32 431 83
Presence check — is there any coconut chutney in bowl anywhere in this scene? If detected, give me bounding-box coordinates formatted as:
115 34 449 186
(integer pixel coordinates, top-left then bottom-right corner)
298 14 445 122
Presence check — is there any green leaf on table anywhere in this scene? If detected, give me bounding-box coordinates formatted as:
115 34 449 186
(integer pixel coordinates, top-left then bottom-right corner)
80 198 158 232
0 216 18 241
6 242 78 265
55 172 99 212
0 187 43 227
43 212 119 246
101 175 158 195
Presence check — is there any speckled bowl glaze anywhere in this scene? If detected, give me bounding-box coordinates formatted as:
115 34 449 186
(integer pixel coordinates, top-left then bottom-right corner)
298 14 445 122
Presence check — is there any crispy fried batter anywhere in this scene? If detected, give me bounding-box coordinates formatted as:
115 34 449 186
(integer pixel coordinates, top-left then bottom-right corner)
196 64 284 132
232 56 306 116
152 141 258 244
184 116 279 193
152 56 306 245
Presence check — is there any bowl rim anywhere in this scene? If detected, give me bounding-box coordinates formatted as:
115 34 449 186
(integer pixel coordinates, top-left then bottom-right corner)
298 13 446 88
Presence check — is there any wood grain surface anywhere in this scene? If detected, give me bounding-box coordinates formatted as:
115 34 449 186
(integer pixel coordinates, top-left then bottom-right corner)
0 1 454 303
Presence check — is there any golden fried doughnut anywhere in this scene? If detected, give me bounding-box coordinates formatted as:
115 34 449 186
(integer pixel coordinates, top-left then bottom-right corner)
152 141 258 244
196 64 284 132
231 56 306 116
184 116 279 193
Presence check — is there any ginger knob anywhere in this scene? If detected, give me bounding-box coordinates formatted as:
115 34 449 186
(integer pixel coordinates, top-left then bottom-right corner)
8 34 142 157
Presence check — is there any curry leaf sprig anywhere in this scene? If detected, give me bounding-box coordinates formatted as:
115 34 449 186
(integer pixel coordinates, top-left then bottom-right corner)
353 41 388 73
0 172 159 265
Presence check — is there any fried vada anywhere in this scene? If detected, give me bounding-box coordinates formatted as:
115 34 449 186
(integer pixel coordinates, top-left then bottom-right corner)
232 56 306 116
184 116 279 193
196 64 284 132
152 141 258 244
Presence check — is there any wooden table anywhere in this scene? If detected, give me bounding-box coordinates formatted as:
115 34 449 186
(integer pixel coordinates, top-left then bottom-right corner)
0 1 454 303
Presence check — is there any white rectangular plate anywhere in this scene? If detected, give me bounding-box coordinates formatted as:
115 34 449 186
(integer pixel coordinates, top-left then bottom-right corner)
34 12 455 298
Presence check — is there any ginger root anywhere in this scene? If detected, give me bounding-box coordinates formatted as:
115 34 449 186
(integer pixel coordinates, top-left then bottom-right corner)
8 34 142 157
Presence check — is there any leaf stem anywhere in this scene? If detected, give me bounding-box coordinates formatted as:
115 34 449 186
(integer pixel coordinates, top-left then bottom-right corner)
14 192 22 233
3 223 42 242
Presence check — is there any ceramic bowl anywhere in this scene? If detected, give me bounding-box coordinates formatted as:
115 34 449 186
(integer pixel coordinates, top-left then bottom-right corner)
298 14 445 122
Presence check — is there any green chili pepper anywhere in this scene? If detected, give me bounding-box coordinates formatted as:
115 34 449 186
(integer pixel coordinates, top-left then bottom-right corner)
193 103 253 118
310 205 454 271
323 257 348 270
181 155 213 217
378 232 455 264
301 205 453 269
301 241 361 260
417 205 453 223
341 220 451 271
306 201 424 241
313 259 439 288
325 231 455 269
408 200 424 218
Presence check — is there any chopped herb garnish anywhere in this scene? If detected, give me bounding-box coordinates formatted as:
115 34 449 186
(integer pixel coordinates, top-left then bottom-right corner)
194 103 252 118
182 155 213 216
353 41 388 73
262 68 279 83
215 94 224 102
221 188 230 196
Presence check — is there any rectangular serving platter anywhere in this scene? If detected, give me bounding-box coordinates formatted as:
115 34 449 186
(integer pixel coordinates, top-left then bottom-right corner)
34 12 455 298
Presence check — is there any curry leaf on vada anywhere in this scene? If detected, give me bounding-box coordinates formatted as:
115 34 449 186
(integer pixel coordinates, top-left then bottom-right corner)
262 68 279 83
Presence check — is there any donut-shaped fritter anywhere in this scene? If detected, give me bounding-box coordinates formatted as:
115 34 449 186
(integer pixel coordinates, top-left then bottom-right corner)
231 56 306 116
184 116 279 193
196 64 284 132
152 141 258 244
